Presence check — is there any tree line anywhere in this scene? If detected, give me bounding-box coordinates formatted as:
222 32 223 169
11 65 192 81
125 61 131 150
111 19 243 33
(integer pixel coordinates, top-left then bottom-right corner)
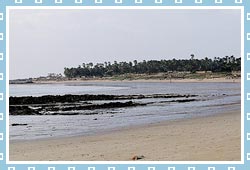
64 55 241 78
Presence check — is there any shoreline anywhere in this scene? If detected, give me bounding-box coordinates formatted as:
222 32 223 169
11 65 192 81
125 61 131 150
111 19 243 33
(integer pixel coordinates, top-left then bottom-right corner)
32 77 241 84
10 110 241 161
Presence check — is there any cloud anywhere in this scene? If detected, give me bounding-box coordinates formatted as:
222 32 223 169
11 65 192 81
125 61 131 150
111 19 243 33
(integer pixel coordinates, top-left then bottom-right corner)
9 9 241 79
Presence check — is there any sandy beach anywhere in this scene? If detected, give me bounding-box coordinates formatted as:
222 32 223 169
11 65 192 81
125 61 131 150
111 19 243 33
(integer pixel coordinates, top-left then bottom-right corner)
9 8 242 163
9 109 241 161
33 77 241 84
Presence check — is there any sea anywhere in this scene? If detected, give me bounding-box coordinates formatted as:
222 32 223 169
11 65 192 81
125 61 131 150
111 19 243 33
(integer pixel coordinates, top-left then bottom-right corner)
9 81 241 141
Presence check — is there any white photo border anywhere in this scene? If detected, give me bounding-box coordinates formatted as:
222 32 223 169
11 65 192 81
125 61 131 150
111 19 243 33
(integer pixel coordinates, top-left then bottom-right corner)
0 1 249 170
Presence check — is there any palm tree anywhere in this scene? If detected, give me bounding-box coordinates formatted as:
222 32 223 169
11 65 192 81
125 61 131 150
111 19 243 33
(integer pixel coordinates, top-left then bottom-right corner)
190 54 195 60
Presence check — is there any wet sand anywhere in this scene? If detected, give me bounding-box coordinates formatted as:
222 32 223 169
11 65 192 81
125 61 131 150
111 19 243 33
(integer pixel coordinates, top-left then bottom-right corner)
9 110 241 161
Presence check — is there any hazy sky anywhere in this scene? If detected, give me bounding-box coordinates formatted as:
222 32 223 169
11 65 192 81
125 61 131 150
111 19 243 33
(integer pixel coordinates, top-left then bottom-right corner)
9 9 241 79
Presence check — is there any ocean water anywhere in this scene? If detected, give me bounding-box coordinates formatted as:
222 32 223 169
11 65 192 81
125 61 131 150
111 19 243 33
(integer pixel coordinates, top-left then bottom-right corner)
9 81 241 141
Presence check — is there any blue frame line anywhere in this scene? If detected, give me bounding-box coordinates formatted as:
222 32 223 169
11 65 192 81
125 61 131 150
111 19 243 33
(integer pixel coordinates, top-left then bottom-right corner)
0 0 249 170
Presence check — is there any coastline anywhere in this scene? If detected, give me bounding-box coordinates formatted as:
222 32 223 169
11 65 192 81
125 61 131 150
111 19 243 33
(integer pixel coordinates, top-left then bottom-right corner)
30 77 241 84
10 109 241 161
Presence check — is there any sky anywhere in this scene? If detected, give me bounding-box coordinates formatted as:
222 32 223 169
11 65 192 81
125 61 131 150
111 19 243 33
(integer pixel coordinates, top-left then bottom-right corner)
9 9 241 79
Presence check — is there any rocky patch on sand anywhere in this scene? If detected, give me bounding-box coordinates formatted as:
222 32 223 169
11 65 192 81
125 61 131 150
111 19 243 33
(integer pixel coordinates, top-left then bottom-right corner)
9 94 198 115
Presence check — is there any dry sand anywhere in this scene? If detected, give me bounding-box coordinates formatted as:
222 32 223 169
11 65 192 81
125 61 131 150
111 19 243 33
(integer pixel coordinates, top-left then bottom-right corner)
9 110 241 161
34 77 241 84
